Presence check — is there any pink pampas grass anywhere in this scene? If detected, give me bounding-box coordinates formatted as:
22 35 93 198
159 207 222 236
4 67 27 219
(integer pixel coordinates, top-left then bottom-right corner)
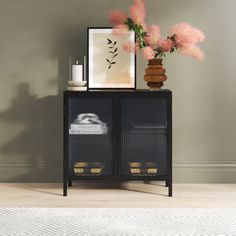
129 0 146 26
170 22 205 47
112 24 129 36
193 28 205 43
108 1 205 62
123 42 136 53
158 38 174 52
142 46 156 60
133 0 146 16
169 22 205 60
178 44 205 61
145 25 161 48
109 10 128 26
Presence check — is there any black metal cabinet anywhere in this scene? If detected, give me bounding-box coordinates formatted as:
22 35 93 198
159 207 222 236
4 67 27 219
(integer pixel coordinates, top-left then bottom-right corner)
63 90 172 196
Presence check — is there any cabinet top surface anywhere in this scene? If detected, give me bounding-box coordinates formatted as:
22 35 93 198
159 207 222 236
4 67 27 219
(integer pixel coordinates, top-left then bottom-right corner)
64 89 172 94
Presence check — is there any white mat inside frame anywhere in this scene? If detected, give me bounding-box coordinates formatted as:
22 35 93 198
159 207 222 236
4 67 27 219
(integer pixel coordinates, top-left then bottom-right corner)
0 208 236 235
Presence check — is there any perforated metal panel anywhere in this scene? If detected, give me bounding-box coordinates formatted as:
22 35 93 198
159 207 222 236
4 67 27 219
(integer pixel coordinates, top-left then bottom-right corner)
68 96 113 176
120 96 168 176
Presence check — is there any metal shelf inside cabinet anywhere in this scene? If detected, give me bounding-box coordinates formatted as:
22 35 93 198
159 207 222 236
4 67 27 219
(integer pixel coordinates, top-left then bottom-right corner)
122 123 168 134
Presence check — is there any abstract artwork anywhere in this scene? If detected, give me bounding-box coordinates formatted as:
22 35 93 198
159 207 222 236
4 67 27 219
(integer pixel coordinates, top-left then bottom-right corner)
88 28 136 89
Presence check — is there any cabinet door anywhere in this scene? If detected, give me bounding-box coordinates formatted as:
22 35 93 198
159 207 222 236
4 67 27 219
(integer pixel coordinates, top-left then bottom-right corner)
68 95 113 177
120 94 168 176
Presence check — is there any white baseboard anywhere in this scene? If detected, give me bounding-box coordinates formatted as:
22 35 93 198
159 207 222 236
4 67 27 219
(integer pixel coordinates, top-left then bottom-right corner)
0 161 236 183
173 161 236 183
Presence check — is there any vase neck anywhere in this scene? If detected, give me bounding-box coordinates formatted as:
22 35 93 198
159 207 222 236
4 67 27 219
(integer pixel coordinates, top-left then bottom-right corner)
148 58 163 65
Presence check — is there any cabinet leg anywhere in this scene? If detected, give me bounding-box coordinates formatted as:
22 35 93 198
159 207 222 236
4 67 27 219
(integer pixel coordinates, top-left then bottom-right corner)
63 180 67 196
68 180 72 187
165 180 168 187
168 182 172 197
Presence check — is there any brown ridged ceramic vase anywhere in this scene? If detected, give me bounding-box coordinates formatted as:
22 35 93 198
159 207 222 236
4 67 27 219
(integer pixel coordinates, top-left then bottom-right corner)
144 58 167 90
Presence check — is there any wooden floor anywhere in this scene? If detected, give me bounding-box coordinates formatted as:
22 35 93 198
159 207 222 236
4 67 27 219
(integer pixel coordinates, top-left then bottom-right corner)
1 183 236 208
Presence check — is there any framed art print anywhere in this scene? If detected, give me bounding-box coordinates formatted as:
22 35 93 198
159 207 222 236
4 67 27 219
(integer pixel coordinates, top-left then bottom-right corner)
87 27 136 89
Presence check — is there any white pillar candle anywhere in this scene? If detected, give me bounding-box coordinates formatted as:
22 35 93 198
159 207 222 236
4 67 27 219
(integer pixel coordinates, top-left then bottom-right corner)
72 61 83 81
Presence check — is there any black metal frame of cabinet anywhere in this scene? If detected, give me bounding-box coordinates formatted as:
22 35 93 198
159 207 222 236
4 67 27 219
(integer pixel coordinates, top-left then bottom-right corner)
63 90 172 197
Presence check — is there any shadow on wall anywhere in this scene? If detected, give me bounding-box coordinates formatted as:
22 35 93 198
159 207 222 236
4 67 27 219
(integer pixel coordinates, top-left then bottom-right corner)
0 0 113 182
0 24 91 182
0 83 62 182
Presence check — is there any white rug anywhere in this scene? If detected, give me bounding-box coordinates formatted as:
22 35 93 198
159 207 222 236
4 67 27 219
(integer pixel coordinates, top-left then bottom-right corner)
0 208 236 235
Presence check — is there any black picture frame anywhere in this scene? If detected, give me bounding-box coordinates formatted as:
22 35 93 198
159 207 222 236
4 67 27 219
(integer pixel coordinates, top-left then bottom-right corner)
87 27 136 90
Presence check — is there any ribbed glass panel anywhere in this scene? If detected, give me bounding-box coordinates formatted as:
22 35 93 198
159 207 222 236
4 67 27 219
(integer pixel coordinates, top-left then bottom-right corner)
120 97 167 176
68 97 113 176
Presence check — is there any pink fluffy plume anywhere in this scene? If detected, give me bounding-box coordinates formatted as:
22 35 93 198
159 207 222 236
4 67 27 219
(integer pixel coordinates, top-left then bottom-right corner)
178 44 205 61
129 0 146 26
142 46 156 60
145 25 161 48
170 22 205 47
112 24 129 36
109 10 127 26
123 42 136 53
158 38 174 52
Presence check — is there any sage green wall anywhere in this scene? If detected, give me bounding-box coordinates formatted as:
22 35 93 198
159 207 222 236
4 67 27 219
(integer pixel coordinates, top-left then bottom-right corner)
0 0 235 182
